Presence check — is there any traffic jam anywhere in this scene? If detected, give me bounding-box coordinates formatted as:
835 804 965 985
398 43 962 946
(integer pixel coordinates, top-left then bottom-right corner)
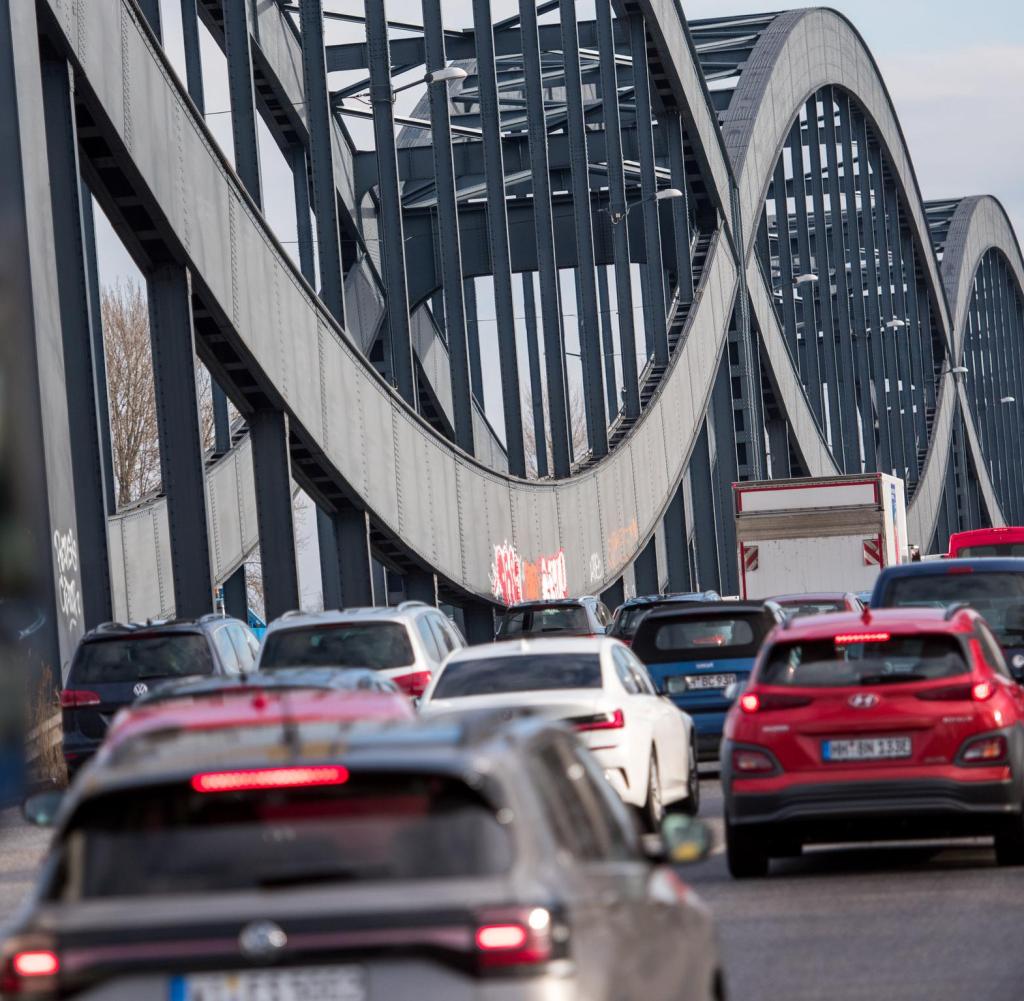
6 473 1024 1000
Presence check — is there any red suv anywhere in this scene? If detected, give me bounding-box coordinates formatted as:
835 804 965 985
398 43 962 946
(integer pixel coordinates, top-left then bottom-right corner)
722 606 1024 877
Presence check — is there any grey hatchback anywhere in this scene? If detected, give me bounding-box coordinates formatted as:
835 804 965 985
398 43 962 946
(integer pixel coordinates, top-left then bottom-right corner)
12 714 724 1001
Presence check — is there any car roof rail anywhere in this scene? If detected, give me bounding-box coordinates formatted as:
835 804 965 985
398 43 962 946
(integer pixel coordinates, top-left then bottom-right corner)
943 601 971 621
763 599 785 621
397 600 429 611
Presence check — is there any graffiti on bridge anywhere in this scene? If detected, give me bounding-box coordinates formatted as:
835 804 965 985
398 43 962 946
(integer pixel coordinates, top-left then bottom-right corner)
490 541 569 605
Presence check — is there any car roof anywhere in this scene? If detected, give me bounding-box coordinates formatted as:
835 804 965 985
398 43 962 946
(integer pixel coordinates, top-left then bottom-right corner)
264 603 434 633
618 591 718 609
105 688 414 751
769 592 852 604
501 596 596 609
877 557 1024 578
66 712 568 813
81 614 238 640
445 636 618 661
635 600 774 623
768 606 977 641
137 668 387 703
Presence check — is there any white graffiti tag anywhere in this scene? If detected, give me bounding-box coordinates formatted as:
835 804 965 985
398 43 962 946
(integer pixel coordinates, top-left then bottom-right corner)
53 527 82 631
539 550 568 599
589 552 604 583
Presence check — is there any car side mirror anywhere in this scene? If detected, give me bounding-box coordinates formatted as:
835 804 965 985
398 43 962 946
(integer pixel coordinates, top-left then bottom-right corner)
22 789 64 828
650 814 713 865
724 680 747 702
1009 654 1024 682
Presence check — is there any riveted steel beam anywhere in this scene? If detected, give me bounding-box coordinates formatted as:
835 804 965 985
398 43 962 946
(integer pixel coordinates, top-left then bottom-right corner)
223 0 262 207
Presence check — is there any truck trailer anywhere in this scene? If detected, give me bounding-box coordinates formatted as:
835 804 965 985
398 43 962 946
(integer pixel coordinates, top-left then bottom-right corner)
734 474 909 599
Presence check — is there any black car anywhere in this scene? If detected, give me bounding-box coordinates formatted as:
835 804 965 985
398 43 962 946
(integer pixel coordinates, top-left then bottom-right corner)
494 596 613 639
60 615 259 776
15 713 722 1000
608 591 722 644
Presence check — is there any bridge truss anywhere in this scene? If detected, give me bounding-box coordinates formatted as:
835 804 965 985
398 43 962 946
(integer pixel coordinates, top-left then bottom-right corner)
3 0 1023 674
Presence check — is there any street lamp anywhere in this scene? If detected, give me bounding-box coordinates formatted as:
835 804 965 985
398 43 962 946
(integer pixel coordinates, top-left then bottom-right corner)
885 318 906 330
793 273 818 286
608 188 684 225
1001 395 1016 404
391 66 468 98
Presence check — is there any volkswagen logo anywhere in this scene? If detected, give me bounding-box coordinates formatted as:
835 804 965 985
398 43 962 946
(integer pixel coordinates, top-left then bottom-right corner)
132 682 148 697
239 920 287 959
848 692 879 709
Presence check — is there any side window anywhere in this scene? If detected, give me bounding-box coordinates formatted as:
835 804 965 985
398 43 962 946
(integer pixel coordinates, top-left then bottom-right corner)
977 623 1012 679
445 617 467 649
597 603 613 627
626 651 658 695
568 744 641 861
415 617 443 662
428 615 456 655
528 742 602 860
612 647 640 694
212 626 241 674
228 624 256 672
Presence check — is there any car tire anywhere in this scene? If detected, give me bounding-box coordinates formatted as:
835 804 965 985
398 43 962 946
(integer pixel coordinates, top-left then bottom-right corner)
677 737 701 816
725 822 769 879
995 813 1024 866
641 754 664 833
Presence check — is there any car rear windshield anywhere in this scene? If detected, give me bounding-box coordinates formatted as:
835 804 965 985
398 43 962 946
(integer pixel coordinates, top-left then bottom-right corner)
496 605 589 637
883 572 1024 647
432 654 602 697
260 622 414 670
57 773 512 899
70 634 214 683
957 543 1024 558
779 600 846 616
761 634 969 687
632 613 772 663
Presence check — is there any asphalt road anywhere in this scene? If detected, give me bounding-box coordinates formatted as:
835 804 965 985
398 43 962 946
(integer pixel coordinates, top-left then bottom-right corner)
1 783 1023 1000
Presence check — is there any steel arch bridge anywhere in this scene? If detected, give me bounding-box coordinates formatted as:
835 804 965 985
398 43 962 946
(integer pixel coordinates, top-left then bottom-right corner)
4 0 1024 675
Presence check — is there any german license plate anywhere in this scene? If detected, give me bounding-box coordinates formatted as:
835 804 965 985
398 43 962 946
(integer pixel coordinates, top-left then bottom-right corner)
822 736 911 762
170 966 366 1001
671 673 737 692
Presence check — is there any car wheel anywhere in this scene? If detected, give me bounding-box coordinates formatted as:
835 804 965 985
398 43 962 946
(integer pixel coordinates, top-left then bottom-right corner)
725 822 769 879
995 813 1024 866
679 737 700 816
642 754 664 832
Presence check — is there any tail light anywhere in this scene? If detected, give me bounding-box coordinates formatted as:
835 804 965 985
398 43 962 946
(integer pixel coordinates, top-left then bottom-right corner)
917 681 995 702
59 689 100 708
191 766 349 793
474 906 568 973
959 733 1008 764
1 942 60 995
739 692 810 714
972 681 995 701
570 709 624 732
732 748 776 773
392 671 431 697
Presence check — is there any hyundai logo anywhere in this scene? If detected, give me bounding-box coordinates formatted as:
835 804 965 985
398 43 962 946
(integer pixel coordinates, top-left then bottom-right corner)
132 682 148 697
848 693 879 709
239 920 287 959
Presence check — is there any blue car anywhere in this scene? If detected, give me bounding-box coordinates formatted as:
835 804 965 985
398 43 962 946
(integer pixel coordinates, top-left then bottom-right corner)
870 558 1024 679
631 601 784 757
607 591 721 644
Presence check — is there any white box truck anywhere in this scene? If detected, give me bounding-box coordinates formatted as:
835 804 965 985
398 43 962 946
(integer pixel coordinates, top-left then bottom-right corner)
734 474 909 599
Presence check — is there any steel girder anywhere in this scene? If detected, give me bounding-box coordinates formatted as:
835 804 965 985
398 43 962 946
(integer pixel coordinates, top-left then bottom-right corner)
16 0 1024 640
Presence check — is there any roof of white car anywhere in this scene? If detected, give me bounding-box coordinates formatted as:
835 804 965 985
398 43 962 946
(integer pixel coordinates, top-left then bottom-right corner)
264 602 432 633
448 636 618 662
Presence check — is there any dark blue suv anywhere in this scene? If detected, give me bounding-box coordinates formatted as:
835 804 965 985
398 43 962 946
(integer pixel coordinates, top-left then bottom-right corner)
630 601 784 757
870 558 1024 679
607 591 721 645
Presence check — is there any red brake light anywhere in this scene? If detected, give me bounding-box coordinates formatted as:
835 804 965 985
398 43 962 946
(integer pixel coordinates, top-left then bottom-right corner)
191 766 349 793
972 681 995 702
572 709 624 732
476 924 529 951
834 632 890 645
11 951 59 978
739 693 760 713
59 689 100 708
393 671 431 697
946 566 974 575
732 748 776 773
916 683 973 701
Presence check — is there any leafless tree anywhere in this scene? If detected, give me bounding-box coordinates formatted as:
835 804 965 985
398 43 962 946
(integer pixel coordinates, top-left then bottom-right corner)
102 278 217 507
101 279 161 506
521 384 589 478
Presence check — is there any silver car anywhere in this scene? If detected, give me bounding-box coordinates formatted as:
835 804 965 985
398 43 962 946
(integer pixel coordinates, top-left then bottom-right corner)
7 714 723 1000
256 601 466 698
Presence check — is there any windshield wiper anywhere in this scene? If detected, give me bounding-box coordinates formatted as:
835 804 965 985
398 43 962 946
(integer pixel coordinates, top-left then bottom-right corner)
858 672 926 685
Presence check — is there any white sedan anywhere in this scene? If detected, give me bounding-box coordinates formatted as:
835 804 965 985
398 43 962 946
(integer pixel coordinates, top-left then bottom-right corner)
419 636 699 827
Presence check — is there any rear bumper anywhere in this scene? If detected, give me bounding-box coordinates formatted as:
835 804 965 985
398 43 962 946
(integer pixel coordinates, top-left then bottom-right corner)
62 733 101 774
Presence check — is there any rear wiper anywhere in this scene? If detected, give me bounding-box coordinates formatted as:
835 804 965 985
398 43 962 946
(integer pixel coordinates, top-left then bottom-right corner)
858 673 926 685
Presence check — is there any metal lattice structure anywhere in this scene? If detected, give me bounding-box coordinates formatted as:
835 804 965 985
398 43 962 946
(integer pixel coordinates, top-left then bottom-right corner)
4 1 1024 675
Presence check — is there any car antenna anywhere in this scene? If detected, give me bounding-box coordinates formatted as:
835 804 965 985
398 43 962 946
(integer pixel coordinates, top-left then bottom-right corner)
861 605 871 624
